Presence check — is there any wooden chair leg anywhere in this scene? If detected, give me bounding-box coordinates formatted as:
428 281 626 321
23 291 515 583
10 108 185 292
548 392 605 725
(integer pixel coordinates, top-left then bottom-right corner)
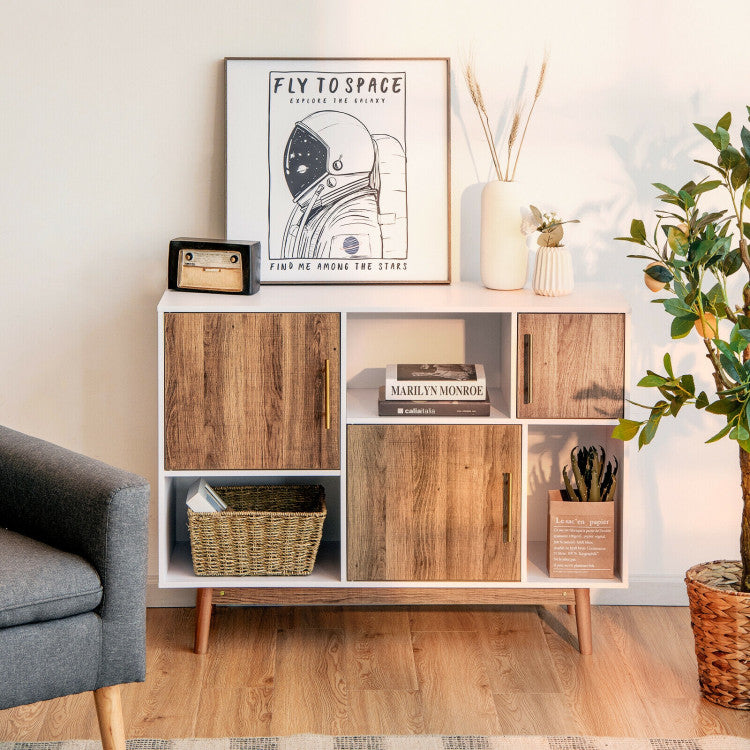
574 587 593 655
93 684 125 750
194 586 214 654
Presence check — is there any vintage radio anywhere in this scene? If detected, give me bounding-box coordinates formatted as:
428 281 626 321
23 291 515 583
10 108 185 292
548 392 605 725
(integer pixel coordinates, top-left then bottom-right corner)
168 238 260 295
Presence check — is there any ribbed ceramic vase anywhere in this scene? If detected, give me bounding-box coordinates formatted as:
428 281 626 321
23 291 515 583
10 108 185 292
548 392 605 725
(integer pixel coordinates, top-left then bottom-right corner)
480 180 528 290
532 245 574 297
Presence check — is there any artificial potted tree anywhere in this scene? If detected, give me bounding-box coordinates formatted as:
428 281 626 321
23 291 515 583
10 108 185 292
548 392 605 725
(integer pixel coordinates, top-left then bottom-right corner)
614 108 750 709
547 445 618 579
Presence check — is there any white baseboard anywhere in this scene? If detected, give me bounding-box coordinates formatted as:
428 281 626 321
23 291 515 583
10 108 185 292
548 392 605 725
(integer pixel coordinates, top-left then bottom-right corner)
592 575 688 606
147 575 690 609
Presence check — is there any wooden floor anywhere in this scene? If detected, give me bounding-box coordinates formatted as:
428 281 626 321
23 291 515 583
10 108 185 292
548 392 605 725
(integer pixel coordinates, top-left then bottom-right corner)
2 605 749 740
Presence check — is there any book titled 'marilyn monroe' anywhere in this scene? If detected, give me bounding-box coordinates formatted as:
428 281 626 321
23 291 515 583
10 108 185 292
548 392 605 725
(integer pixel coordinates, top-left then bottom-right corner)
384 363 487 401
378 386 491 417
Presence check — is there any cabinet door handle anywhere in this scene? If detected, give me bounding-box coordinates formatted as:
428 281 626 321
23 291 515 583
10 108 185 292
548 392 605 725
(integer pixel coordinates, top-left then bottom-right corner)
503 472 513 544
523 333 533 404
324 358 331 430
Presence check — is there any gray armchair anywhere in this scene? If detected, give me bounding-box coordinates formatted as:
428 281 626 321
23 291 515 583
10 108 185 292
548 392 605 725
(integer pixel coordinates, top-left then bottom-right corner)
0 425 149 750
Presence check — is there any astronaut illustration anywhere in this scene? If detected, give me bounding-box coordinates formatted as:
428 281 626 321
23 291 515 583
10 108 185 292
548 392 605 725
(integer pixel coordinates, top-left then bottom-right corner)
280 110 407 260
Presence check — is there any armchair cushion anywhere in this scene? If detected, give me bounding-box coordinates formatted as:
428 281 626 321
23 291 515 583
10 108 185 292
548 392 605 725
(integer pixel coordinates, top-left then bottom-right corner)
0 528 102 629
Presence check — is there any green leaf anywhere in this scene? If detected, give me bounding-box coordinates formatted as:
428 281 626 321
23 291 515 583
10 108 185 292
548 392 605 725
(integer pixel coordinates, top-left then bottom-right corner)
695 210 728 232
638 412 661 448
680 373 696 395
731 423 750 442
611 419 642 441
616 236 647 245
695 158 727 177
716 126 731 151
638 374 667 387
671 316 696 339
646 264 673 283
653 182 677 196
695 122 721 149
667 226 688 253
720 354 743 383
717 112 732 131
706 422 733 443
742 126 750 164
720 146 741 169
696 391 709 409
730 323 750 353
678 190 695 208
630 219 647 242
663 298 695 318
706 398 740 415
732 160 750 190
691 237 718 264
663 352 674 378
692 179 723 195
723 248 743 275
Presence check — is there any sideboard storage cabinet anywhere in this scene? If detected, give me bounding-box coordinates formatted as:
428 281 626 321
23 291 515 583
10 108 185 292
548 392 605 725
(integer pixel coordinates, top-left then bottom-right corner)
158 283 629 655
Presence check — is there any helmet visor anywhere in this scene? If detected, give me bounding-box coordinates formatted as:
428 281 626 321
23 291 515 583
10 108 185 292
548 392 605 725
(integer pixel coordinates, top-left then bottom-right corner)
284 124 328 200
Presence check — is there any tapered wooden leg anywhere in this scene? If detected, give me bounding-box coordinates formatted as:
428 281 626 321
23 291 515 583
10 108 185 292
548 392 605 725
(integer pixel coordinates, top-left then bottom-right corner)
93 684 125 750
194 587 214 654
574 588 592 655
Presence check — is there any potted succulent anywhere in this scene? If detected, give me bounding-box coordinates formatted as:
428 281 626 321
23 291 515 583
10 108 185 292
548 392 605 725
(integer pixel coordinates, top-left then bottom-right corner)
527 205 580 296
547 445 618 579
613 108 750 709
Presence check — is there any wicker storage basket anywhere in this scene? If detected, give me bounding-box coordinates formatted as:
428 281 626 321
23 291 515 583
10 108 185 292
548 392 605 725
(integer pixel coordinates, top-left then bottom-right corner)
188 484 326 576
685 560 750 709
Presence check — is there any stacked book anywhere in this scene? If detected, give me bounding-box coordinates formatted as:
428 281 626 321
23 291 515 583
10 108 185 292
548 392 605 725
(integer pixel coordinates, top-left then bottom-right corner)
378 363 491 417
186 478 228 513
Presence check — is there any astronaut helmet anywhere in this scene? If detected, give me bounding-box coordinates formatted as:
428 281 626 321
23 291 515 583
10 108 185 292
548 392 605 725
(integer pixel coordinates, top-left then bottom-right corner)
283 110 375 205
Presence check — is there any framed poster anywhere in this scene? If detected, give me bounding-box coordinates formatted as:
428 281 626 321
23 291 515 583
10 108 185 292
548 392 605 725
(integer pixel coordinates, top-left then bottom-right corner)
225 57 450 284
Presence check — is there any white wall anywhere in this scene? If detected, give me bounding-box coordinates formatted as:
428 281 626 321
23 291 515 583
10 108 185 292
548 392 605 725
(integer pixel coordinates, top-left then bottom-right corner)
1 0 744 604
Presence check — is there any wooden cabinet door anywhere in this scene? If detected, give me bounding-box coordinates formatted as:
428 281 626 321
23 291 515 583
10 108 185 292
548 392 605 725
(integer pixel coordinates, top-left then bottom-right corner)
164 312 340 470
347 424 521 582
517 313 625 419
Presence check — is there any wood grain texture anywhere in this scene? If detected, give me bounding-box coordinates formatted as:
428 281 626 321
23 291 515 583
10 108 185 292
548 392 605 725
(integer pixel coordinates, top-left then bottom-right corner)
517 313 625 419
3 606 750 740
347 424 521 582
412 630 501 734
210 587 574 606
93 685 125 750
164 312 340 470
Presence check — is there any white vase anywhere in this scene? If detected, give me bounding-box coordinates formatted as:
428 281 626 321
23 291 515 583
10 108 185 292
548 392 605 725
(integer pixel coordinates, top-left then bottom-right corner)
532 245 574 296
480 180 528 290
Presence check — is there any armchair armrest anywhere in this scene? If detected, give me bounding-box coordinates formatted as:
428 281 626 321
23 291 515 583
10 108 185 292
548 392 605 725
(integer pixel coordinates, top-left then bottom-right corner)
0 425 150 686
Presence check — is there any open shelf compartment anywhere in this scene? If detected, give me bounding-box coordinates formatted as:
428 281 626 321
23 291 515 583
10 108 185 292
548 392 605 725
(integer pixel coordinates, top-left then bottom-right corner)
345 311 514 421
160 474 342 588
525 423 627 588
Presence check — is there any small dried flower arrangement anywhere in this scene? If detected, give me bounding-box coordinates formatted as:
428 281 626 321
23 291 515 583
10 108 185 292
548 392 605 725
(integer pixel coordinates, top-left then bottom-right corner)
526 205 580 247
463 51 550 182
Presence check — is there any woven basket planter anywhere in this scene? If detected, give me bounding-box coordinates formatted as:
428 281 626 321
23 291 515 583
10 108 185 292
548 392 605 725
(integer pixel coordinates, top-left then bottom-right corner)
188 484 326 577
685 560 750 709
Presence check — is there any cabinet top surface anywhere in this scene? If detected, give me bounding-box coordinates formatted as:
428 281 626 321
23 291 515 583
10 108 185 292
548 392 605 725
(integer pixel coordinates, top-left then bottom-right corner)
158 281 629 314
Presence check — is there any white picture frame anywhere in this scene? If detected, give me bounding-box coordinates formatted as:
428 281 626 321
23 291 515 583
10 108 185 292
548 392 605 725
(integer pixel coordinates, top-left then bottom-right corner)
225 57 450 284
